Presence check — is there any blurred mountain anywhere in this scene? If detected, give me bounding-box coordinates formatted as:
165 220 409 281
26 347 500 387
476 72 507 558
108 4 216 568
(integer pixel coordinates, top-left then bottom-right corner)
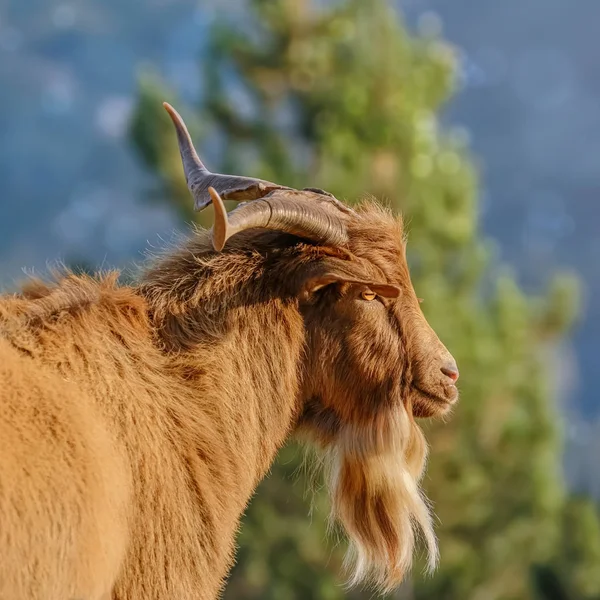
0 0 201 280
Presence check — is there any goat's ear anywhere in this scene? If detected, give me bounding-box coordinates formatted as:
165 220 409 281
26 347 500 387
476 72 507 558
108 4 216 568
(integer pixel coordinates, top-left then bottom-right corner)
304 273 400 299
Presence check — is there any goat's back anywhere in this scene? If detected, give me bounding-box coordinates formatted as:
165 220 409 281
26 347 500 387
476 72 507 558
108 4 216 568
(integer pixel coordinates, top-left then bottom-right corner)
0 338 131 600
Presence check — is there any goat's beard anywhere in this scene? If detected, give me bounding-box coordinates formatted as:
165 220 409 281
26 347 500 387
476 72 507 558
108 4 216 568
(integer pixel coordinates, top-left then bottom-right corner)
322 407 438 593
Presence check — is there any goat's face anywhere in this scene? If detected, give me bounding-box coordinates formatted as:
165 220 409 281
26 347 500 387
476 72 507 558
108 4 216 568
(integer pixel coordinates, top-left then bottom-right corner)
298 204 458 425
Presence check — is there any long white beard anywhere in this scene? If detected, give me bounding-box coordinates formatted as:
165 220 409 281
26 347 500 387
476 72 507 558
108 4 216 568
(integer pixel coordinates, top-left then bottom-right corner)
323 407 438 592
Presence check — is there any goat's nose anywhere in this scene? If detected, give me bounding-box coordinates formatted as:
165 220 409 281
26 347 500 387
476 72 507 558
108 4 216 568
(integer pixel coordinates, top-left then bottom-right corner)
441 360 459 383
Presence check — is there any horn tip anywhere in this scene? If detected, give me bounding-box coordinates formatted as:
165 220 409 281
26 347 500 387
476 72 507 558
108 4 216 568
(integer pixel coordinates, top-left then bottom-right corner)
162 101 178 120
209 186 229 252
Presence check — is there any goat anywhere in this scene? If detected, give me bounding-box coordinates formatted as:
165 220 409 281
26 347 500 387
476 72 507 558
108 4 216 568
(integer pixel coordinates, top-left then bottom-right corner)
0 103 459 600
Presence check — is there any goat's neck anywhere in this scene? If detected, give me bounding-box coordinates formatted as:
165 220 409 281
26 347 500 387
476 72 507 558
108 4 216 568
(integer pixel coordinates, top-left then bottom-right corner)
150 293 306 503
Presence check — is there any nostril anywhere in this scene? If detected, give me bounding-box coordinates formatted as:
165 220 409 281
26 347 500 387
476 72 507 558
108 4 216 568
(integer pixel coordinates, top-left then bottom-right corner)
441 361 459 383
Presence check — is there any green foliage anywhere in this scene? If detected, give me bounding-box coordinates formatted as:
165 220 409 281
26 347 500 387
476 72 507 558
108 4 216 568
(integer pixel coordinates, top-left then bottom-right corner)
549 497 600 599
531 497 600 600
130 0 599 598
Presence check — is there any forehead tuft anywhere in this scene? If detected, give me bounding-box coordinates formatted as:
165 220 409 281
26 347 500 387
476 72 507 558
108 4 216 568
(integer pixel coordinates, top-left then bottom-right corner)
345 201 409 280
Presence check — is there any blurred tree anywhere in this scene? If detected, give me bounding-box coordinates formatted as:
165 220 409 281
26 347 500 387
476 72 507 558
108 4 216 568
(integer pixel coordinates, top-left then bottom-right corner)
531 497 600 600
129 0 600 598
531 565 572 600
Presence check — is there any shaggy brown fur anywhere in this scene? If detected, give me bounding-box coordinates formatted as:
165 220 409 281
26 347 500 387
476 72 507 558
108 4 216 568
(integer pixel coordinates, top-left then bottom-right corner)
0 199 458 599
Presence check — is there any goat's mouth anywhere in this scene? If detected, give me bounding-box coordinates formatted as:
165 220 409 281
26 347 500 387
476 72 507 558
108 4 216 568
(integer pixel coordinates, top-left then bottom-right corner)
412 383 458 418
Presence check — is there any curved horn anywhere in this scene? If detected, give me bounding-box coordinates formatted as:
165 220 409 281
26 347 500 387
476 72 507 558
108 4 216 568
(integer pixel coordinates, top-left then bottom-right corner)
163 102 290 211
208 187 348 251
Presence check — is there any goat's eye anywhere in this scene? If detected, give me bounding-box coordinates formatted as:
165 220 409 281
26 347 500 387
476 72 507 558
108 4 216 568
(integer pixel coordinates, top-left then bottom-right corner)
361 290 377 301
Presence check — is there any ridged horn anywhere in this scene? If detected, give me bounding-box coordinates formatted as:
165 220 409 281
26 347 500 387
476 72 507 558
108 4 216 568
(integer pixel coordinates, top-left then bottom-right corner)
208 187 348 251
163 102 290 210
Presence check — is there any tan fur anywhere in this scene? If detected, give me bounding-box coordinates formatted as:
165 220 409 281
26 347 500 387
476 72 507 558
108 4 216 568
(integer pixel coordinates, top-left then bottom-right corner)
0 200 457 599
